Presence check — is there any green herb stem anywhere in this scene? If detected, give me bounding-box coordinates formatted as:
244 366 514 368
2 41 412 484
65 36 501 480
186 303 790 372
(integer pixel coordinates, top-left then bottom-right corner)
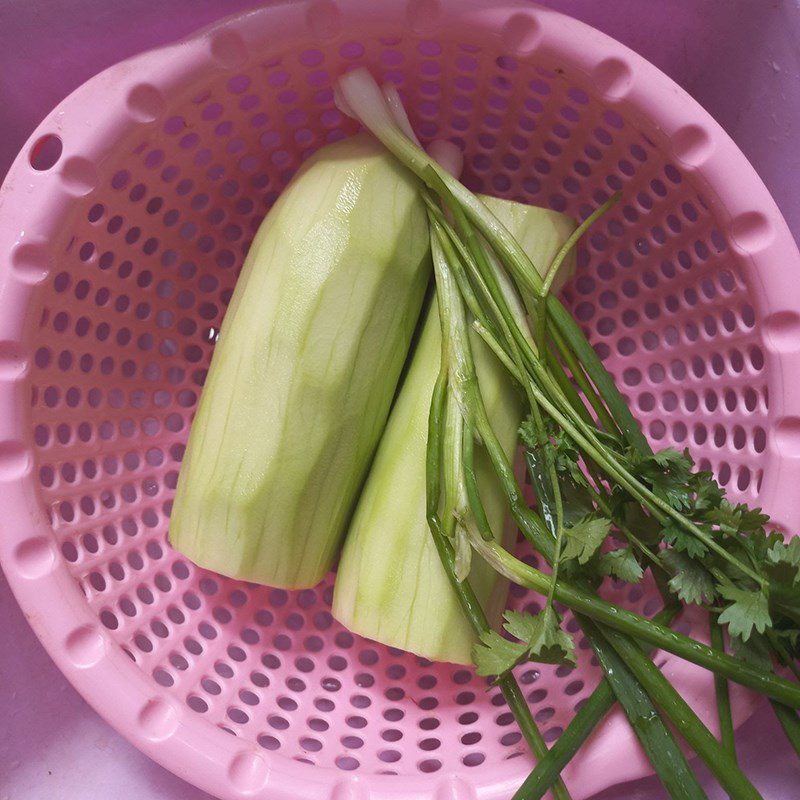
338 67 649 458
512 608 679 800
469 536 800 708
543 344 595 428
463 421 492 541
579 618 708 800
771 701 800 760
545 296 650 453
709 615 737 763
512 679 615 800
542 193 622 298
510 371 764 585
601 625 761 799
547 325 621 437
425 505 569 797
425 220 572 800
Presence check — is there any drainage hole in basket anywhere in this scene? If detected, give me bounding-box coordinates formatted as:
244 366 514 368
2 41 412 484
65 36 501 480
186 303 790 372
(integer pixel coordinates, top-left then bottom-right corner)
239 689 259 706
355 672 375 689
187 695 208 714
268 714 289 730
227 707 249 724
29 134 63 171
241 627 260 645
378 749 401 764
277 696 297 712
100 610 118 630
295 656 314 672
285 613 304 631
300 736 323 752
152 668 174 687
257 734 281 751
341 735 363 749
565 680 585 696
184 637 203 655
491 690 508 708
544 727 564 743
214 660 233 678
314 697 334 713
419 738 441 752
251 671 270 689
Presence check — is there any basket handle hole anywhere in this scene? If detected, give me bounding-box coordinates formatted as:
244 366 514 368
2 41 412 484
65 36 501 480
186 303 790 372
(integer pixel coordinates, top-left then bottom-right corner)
29 134 63 171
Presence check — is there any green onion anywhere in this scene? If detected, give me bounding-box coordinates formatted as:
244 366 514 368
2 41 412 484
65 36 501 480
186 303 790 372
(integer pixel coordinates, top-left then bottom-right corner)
580 617 707 800
601 625 761 799
710 615 738 761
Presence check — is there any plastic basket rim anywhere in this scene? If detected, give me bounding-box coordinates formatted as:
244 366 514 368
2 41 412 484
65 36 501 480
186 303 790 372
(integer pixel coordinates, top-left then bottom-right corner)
1 1 800 799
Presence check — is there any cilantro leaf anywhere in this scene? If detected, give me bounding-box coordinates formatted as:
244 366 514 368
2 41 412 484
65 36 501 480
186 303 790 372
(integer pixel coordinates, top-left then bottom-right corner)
763 536 800 591
519 418 540 450
768 538 800 573
742 528 785 562
529 419 591 489
473 630 527 677
661 550 716 605
504 607 576 666
472 607 576 676
598 548 644 583
661 523 708 559
717 584 772 641
560 479 596 528
651 447 695 472
561 515 611 565
692 472 724 514
736 506 771 533
707 500 769 536
706 502 744 535
553 435 591 489
621 502 662 545
629 447 695 512
729 632 773 670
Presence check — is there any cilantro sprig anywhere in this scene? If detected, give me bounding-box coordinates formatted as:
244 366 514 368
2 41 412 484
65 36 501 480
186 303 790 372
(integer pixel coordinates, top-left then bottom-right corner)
338 67 800 800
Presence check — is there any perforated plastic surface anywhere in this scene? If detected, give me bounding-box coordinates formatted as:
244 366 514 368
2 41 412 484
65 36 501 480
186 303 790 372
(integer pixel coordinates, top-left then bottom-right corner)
2 2 800 799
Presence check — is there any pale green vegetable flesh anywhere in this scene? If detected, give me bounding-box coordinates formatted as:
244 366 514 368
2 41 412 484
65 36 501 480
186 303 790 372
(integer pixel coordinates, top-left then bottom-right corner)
170 134 430 588
332 198 576 664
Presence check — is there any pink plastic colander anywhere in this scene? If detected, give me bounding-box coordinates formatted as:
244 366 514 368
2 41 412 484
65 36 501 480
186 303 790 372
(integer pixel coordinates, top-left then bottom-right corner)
2 2 800 798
